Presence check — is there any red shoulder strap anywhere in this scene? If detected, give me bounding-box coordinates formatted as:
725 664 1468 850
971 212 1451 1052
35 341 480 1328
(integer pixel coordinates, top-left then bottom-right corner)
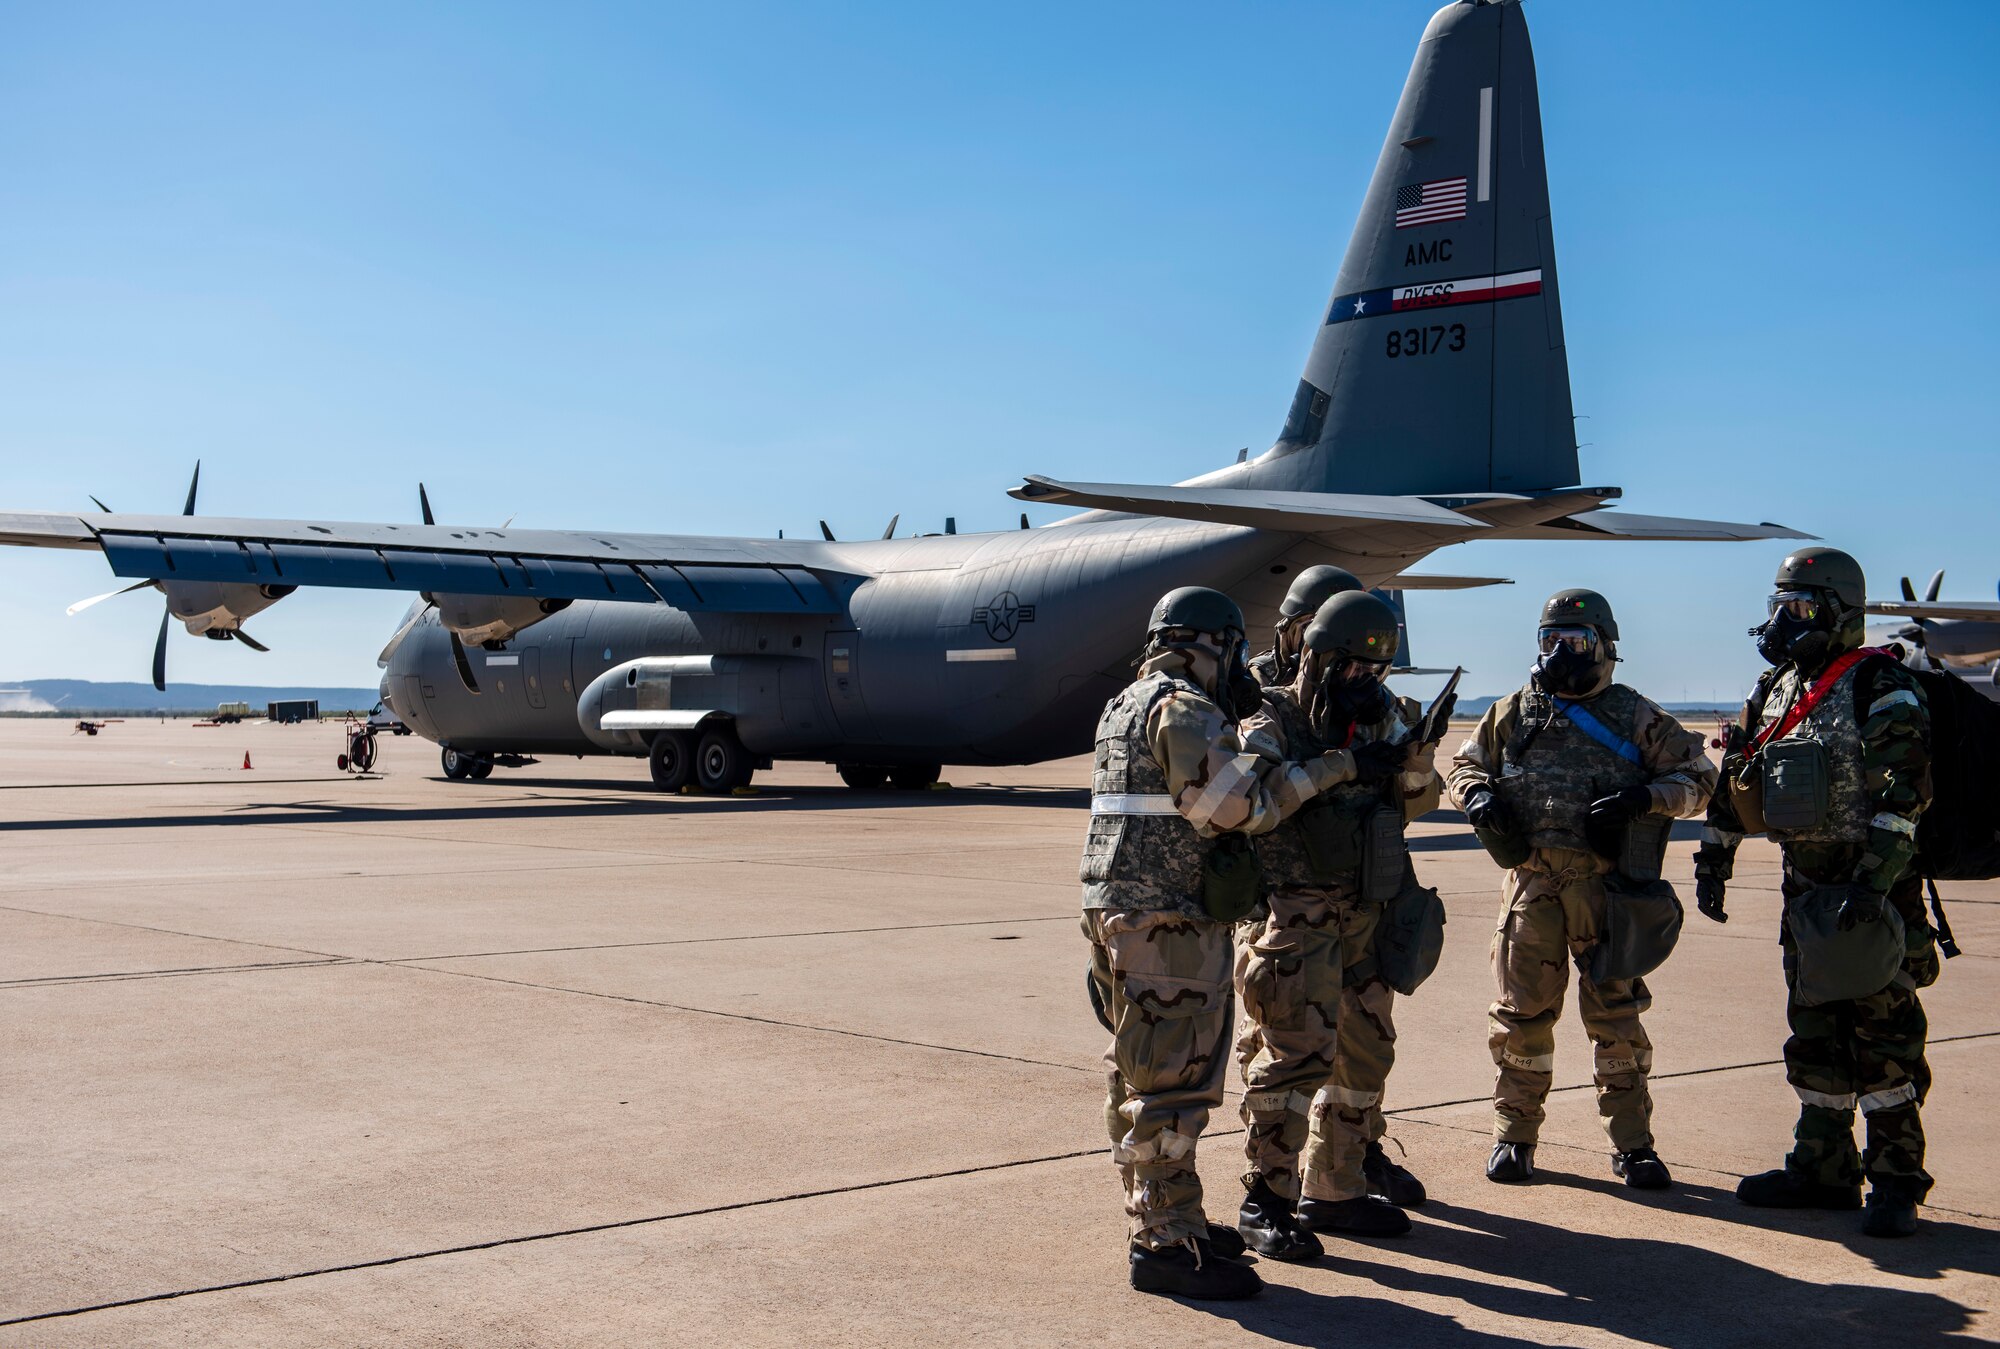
1753 647 1888 749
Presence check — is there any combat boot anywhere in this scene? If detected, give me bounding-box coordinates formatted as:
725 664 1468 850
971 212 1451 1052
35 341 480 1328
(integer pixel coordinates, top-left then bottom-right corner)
1735 1168 1862 1210
1296 1194 1412 1238
1204 1222 1247 1260
1128 1241 1264 1300
1612 1147 1672 1190
1363 1141 1428 1207
1236 1180 1323 1262
1861 1184 1920 1239
1486 1142 1536 1184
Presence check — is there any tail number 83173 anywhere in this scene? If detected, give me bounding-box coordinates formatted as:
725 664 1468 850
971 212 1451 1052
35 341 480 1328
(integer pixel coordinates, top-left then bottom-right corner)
1385 323 1466 358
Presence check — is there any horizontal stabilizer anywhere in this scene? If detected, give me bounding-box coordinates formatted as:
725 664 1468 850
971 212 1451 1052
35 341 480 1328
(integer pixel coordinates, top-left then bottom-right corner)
1385 572 1511 590
1490 511 1811 542
1009 476 1484 531
1866 599 2000 622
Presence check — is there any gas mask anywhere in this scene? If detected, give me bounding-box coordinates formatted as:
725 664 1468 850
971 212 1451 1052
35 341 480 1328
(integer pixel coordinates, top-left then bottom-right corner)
1753 591 1842 670
1223 636 1263 719
1533 625 1607 698
1316 654 1389 725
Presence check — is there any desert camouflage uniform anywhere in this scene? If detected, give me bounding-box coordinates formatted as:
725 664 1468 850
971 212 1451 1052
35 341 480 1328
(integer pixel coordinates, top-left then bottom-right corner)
1694 653 1935 1198
1233 682 1440 1202
1447 683 1715 1151
1247 647 1292 691
1083 646 1347 1249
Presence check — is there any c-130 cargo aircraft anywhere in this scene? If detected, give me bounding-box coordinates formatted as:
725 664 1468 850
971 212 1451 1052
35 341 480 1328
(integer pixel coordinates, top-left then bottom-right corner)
0 0 1801 793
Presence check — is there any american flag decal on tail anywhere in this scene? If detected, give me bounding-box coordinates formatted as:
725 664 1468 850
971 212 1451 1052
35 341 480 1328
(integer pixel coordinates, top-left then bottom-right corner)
1395 177 1468 228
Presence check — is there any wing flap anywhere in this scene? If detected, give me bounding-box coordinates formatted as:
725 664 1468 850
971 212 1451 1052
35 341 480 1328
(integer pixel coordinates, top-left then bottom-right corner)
1009 476 1484 530
1490 512 1811 542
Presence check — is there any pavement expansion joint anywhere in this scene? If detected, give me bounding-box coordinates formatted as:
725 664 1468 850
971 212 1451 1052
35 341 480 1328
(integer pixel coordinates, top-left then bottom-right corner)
401 912 1073 964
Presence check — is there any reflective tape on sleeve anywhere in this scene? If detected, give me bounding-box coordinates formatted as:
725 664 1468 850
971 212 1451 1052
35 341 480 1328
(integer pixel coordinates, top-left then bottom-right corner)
1091 793 1180 816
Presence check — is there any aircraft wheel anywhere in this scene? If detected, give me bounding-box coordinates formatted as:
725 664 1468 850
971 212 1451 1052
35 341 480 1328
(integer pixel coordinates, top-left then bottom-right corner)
441 747 472 780
890 763 942 791
469 756 495 780
649 731 694 791
695 726 753 793
838 764 888 790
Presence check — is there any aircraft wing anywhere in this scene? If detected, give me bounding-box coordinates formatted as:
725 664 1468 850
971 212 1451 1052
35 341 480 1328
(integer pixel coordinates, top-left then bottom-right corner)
0 510 865 614
1486 511 1812 542
1866 599 2000 622
1386 573 1511 590
1008 476 1484 530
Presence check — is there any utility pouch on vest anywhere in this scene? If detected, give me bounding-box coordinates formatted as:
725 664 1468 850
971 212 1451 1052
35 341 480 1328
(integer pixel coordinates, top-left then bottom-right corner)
1202 833 1264 922
1373 869 1447 995
1589 874 1684 984
1760 738 1830 832
1617 814 1672 884
1474 822 1532 870
1297 799 1364 884
1359 807 1407 904
1724 753 1767 836
1787 884 1907 1006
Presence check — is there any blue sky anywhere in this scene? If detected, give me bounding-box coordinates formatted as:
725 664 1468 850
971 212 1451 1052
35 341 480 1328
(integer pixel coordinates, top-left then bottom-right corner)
2 0 1994 703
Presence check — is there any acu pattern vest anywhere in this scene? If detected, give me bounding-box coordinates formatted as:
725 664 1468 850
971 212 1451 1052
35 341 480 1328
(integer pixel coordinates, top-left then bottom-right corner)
1249 648 1289 690
1494 683 1650 852
1755 659 1872 845
1254 685 1412 893
1080 670 1210 917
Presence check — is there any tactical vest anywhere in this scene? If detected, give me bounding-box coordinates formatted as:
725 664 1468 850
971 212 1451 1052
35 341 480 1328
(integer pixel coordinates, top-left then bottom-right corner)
1493 684 1650 852
1754 659 1872 845
1080 670 1210 916
1254 686 1410 893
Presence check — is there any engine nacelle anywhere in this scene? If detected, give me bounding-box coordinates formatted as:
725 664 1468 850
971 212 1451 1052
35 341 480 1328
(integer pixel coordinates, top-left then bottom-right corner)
426 592 572 647
163 581 297 635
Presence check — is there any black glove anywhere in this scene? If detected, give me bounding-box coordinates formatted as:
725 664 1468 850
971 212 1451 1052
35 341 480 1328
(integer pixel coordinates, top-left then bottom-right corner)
1350 737 1407 784
1587 785 1654 826
1463 784 1512 833
1835 885 1886 932
1694 875 1728 924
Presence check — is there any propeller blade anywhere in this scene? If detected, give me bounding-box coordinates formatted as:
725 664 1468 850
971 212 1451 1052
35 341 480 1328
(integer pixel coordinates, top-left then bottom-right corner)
182 460 201 516
819 520 836 541
1927 569 1945 603
419 482 435 526
1020 513 1030 530
66 580 155 616
228 628 270 653
880 514 899 541
1901 576 1918 602
448 630 481 694
152 606 170 692
89 495 112 513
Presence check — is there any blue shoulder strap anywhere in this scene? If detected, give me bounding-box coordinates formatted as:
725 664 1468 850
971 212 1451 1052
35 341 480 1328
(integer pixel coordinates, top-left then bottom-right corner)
1554 699 1644 765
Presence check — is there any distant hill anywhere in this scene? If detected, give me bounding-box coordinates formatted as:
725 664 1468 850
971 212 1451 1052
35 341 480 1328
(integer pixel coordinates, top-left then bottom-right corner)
0 679 380 715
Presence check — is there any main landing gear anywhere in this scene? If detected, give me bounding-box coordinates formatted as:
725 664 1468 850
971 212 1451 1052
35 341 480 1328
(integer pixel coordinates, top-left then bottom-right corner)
837 762 942 791
440 746 492 780
650 725 755 793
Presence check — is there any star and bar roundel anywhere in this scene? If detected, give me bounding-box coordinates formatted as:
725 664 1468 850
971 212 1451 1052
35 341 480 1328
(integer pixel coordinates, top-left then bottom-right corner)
1325 269 1543 327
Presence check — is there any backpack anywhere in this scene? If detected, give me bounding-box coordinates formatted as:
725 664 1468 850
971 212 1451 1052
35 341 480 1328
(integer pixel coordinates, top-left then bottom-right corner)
1911 667 2000 881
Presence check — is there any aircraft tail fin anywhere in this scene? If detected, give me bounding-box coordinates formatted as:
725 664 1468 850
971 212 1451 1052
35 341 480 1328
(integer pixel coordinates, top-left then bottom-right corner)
1256 0 1576 497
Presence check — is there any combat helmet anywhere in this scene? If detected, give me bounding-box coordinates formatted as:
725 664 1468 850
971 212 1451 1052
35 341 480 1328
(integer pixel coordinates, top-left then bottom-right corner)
1539 588 1619 641
1279 565 1363 619
1147 586 1246 645
1303 590 1401 666
1773 547 1866 613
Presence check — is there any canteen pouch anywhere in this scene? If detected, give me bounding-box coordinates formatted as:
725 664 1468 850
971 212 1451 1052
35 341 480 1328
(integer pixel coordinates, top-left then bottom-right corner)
1724 753 1767 836
1588 874 1684 984
1202 832 1264 922
1618 814 1673 884
1760 737 1830 833
1298 799 1364 884
1787 884 1907 1006
1372 868 1447 996
1360 807 1407 904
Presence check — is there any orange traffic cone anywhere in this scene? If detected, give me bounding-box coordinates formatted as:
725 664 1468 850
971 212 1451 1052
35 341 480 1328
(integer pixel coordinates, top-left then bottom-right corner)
242 752 253 770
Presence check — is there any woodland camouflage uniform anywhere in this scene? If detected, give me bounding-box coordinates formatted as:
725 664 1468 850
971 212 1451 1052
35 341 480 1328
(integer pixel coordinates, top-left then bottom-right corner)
1695 653 1936 1199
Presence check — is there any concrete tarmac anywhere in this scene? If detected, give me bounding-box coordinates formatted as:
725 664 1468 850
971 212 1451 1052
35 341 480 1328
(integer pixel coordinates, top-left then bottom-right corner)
2 717 1996 1346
